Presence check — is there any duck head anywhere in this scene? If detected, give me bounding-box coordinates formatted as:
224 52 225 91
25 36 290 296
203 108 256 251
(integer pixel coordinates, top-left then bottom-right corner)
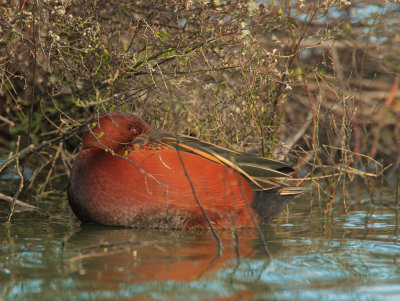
82 112 151 151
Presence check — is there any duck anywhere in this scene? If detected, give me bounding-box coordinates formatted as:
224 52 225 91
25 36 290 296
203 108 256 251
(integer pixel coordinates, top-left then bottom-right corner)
67 112 303 229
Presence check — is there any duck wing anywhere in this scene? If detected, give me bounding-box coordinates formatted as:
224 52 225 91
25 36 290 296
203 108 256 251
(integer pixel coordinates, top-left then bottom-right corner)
132 132 296 191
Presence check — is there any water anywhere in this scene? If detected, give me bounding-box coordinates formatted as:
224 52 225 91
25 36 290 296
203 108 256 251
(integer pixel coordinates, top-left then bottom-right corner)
0 183 398 300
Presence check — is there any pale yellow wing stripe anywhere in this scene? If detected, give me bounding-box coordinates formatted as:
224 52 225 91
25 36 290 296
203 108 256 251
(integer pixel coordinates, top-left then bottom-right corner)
252 177 287 185
237 163 292 177
198 149 264 189
278 187 308 195
170 141 225 165
162 136 264 189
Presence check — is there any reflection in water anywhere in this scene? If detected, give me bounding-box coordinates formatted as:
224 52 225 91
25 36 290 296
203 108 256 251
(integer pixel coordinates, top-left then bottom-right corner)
0 186 399 300
64 226 270 283
62 226 274 300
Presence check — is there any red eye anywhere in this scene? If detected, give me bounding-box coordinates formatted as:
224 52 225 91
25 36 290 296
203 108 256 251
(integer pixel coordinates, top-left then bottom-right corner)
130 128 138 135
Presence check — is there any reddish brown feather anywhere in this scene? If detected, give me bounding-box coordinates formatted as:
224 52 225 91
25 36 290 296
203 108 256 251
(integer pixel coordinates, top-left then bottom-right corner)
67 113 302 229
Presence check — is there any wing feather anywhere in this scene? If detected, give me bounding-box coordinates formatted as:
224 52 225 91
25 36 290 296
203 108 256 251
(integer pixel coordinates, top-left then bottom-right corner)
146 133 296 191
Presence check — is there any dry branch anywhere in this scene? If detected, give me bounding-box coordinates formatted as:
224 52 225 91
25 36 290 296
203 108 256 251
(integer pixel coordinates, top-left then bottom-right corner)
0 192 38 210
0 124 87 174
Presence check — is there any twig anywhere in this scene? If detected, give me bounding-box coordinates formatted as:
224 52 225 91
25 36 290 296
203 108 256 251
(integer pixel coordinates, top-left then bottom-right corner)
281 111 313 156
7 136 25 222
37 142 63 195
175 143 222 252
49 93 80 126
0 115 15 127
0 123 87 174
0 192 38 210
396 161 400 207
40 97 66 134
273 6 317 111
28 1 37 147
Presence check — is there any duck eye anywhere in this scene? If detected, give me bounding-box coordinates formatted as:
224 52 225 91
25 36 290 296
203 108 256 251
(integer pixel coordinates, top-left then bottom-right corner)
129 128 138 135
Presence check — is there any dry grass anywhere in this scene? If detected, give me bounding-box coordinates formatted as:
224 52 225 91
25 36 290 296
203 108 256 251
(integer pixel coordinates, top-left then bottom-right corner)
0 0 399 215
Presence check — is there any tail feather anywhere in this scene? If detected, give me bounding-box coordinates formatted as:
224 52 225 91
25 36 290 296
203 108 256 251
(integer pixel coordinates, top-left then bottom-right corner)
278 186 308 196
252 188 304 224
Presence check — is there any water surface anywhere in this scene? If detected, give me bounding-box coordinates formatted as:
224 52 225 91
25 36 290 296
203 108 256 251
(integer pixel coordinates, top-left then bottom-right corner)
0 184 399 300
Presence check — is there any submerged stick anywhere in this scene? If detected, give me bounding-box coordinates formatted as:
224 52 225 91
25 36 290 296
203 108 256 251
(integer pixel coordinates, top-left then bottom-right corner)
0 193 38 210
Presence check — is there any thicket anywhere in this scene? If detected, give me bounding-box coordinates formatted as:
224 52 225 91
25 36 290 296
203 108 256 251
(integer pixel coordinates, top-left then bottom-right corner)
0 1 399 218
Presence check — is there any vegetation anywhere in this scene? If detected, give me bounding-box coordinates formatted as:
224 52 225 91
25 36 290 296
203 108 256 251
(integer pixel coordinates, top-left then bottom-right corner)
0 1 399 220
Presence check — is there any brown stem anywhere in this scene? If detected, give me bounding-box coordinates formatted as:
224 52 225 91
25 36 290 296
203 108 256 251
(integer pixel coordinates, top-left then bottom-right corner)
7 136 24 223
175 145 223 252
